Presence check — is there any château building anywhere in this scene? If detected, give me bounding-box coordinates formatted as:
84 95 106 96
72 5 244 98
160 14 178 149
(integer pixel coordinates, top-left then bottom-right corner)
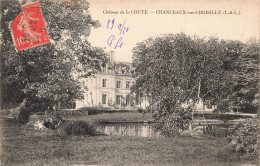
75 51 148 109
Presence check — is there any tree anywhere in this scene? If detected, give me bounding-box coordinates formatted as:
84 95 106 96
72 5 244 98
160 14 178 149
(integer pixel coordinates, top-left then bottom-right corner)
1 0 107 113
211 40 244 113
131 33 235 136
228 39 259 113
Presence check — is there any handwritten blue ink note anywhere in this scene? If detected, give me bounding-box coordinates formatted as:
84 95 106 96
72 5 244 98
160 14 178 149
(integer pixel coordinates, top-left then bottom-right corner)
106 19 129 49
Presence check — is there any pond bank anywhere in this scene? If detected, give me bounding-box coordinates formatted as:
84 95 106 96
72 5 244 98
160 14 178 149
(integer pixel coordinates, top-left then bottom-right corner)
61 111 254 124
62 112 154 124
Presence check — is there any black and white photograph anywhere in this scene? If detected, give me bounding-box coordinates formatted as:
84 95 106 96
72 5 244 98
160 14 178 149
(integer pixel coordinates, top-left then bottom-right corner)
0 0 259 165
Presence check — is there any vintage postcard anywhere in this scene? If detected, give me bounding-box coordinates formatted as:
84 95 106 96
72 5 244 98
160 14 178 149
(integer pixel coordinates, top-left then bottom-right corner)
1 0 259 165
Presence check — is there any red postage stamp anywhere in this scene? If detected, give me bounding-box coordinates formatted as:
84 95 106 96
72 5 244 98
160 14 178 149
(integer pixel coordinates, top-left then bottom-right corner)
10 2 50 51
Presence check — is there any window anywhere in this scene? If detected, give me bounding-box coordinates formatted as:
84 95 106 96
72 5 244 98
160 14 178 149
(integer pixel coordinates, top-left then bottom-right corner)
102 94 107 104
126 67 131 74
102 79 107 87
116 81 121 88
126 95 130 105
116 95 121 105
126 81 130 89
102 64 107 73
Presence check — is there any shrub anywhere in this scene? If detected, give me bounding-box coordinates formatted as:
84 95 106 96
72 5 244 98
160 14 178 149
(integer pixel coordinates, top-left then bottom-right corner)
43 115 64 130
9 100 30 124
137 108 145 113
154 105 192 137
227 118 259 159
62 121 96 136
17 107 30 124
27 114 64 130
9 99 51 124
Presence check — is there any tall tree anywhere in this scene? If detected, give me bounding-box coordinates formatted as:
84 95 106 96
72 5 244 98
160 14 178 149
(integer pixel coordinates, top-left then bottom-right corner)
1 0 107 111
131 33 235 136
228 39 259 113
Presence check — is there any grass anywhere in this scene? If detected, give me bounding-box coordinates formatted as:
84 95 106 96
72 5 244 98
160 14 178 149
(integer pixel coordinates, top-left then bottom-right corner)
61 120 96 136
1 114 258 166
61 112 154 124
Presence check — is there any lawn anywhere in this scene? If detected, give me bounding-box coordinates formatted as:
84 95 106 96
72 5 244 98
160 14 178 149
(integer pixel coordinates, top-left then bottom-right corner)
61 112 154 124
0 114 258 166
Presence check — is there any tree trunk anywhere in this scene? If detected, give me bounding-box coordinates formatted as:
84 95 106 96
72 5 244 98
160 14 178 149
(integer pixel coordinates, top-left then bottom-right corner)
190 78 201 130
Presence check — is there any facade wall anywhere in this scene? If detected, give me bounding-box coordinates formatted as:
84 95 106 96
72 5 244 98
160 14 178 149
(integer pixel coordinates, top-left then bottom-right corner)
76 69 137 109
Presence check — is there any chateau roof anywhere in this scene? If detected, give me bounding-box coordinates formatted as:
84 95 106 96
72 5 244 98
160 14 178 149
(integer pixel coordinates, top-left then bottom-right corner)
114 61 133 68
113 61 134 75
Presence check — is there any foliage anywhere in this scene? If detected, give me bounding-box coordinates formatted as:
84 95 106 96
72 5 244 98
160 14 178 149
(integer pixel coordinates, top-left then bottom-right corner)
227 118 259 158
62 120 96 135
1 0 107 112
132 33 233 104
228 39 259 113
28 114 64 130
9 99 30 124
43 115 64 129
17 105 30 124
131 33 259 135
214 99 229 113
131 33 233 135
154 104 192 137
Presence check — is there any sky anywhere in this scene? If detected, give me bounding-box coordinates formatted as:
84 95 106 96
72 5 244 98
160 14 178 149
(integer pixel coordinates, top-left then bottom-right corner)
87 0 259 62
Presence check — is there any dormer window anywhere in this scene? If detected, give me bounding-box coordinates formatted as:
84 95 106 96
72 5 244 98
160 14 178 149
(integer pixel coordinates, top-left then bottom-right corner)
102 64 107 73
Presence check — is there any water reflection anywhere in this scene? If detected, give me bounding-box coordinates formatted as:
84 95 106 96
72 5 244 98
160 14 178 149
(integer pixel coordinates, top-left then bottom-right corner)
201 124 231 137
96 124 161 137
96 123 233 137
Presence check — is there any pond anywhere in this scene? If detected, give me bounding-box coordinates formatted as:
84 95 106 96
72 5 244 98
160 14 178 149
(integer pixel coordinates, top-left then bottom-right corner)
96 123 160 137
96 123 233 137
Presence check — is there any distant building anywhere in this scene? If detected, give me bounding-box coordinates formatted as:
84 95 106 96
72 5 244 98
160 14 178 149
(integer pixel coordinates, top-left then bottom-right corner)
76 51 148 109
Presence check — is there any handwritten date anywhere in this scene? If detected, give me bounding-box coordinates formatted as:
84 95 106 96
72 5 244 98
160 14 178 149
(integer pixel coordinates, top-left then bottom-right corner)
106 18 129 49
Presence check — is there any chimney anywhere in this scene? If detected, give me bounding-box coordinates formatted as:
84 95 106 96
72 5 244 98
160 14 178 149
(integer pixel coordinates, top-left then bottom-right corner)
110 51 114 65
